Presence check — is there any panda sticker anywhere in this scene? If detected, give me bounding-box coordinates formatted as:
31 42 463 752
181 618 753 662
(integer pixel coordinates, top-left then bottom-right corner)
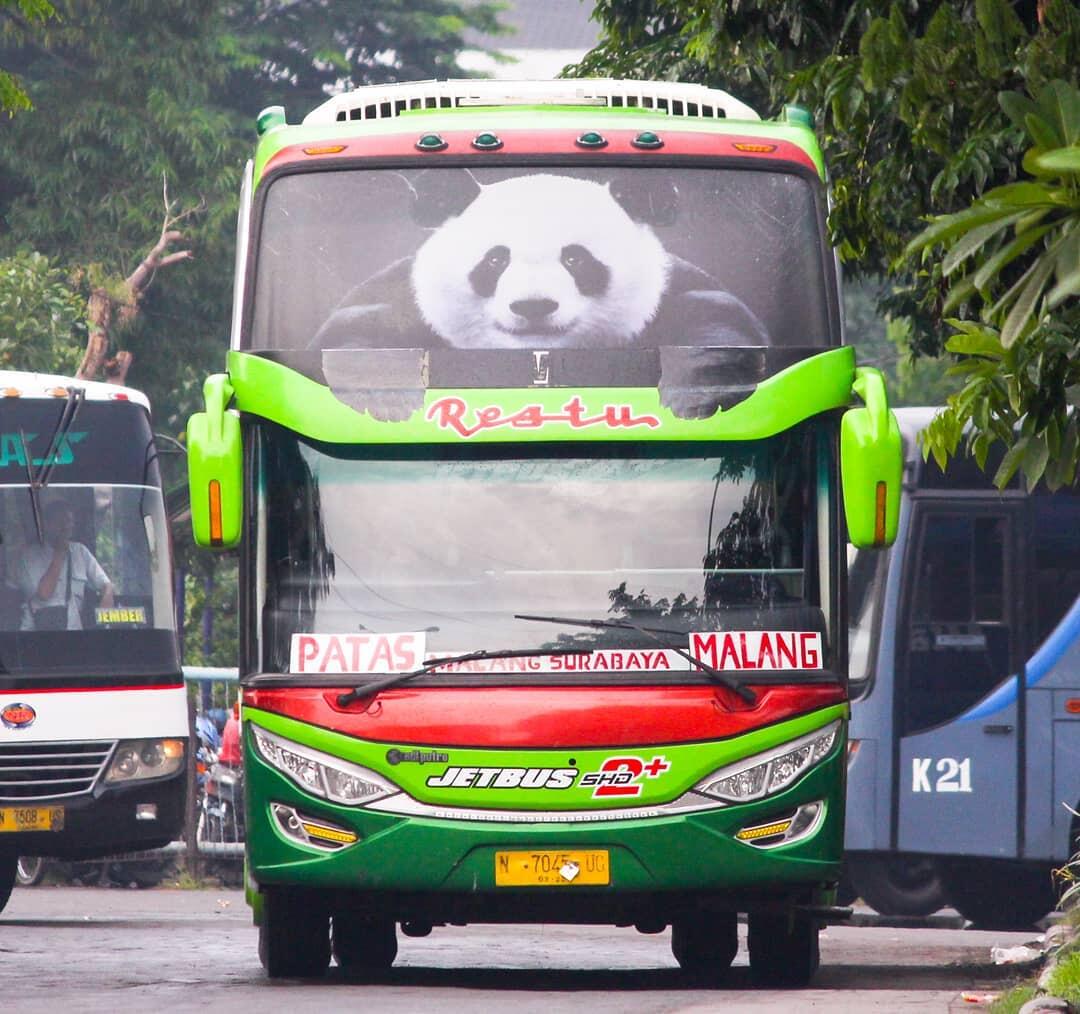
309 171 772 419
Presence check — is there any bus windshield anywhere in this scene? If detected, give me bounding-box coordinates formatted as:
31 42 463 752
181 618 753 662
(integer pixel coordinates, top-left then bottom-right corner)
0 400 178 684
257 422 834 679
250 165 832 353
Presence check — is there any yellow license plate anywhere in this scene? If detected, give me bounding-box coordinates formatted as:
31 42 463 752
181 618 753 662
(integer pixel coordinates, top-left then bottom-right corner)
495 849 610 887
0 806 64 832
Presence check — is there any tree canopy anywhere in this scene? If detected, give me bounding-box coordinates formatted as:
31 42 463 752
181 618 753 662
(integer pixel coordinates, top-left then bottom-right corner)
0 0 504 433
570 0 1080 485
0 0 504 662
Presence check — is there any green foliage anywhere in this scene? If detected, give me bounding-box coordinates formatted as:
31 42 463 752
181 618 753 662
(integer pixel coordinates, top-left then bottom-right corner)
909 79 1080 488
1046 950 1080 1006
987 985 1037 1014
0 0 504 664
574 1 1080 486
180 553 238 668
844 276 957 406
0 0 54 113
0 249 85 372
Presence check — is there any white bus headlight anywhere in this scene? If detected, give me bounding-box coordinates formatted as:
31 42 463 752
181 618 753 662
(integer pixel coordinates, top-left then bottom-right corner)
105 738 186 783
694 720 840 803
251 725 397 805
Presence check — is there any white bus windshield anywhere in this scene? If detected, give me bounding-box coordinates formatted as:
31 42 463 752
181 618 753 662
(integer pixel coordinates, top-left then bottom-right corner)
257 424 834 680
0 400 178 683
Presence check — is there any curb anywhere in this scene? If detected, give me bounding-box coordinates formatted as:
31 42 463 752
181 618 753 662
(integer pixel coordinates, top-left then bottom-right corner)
1017 923 1076 1014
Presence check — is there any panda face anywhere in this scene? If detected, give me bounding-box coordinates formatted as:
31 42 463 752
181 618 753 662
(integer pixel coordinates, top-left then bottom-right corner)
411 175 671 350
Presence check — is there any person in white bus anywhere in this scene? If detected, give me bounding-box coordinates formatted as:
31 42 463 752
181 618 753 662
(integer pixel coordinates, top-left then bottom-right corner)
16 500 114 631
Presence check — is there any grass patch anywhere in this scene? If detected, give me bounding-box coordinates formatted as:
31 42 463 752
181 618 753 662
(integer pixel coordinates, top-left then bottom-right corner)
1046 949 1080 1005
989 984 1037 1014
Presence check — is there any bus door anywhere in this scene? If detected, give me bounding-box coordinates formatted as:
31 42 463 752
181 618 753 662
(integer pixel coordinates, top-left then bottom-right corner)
893 501 1023 858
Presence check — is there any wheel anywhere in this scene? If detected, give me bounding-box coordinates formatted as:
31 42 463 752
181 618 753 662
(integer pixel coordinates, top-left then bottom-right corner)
747 911 820 988
671 912 738 980
258 888 331 978
941 859 1058 929
0 848 16 913
848 854 947 917
16 856 46 887
331 915 397 977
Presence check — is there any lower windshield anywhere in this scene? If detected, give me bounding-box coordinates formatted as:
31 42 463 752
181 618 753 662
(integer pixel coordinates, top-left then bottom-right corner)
0 483 178 683
259 423 834 680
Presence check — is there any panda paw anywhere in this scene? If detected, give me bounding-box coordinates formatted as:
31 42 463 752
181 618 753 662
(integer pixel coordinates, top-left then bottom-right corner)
658 382 727 420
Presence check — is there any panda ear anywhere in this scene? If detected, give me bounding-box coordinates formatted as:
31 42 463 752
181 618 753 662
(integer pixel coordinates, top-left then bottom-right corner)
406 169 483 227
609 179 679 227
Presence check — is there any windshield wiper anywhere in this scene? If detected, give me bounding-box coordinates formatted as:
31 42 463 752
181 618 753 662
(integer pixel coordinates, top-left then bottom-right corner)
35 386 84 488
515 612 758 704
17 429 44 543
336 647 581 708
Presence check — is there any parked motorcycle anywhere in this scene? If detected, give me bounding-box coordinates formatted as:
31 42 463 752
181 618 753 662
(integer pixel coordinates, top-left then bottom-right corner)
195 710 244 886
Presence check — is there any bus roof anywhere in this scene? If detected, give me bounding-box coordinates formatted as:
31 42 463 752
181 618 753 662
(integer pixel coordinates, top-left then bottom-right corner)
253 78 825 184
0 370 150 411
303 79 762 126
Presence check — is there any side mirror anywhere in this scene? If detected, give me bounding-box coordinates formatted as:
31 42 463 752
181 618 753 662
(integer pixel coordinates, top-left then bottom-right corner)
841 367 902 548
187 374 242 549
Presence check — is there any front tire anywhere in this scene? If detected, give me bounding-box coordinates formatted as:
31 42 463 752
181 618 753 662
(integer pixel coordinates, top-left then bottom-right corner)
332 915 398 977
849 854 947 917
258 888 331 978
16 856 45 887
670 912 738 981
747 911 820 987
0 848 16 913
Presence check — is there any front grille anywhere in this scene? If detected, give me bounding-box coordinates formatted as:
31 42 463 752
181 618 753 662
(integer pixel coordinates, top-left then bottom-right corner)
0 740 114 800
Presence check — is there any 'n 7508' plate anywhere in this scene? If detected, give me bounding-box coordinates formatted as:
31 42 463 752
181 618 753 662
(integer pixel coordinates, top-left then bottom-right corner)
0 806 64 832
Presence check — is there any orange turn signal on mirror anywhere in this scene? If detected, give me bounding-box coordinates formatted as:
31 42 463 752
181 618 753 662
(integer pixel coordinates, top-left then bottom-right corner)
874 481 888 546
208 480 223 546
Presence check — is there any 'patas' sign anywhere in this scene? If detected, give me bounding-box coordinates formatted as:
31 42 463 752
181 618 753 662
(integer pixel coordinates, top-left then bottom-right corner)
290 632 427 674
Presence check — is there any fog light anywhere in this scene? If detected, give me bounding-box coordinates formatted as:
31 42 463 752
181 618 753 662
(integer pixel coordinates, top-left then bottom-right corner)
135 803 158 821
271 802 358 851
735 801 823 849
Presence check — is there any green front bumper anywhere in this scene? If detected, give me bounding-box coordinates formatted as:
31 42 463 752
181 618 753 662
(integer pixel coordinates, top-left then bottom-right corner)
244 738 844 916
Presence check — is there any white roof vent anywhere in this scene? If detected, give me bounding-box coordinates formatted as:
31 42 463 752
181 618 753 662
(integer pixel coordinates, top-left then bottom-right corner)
303 79 759 126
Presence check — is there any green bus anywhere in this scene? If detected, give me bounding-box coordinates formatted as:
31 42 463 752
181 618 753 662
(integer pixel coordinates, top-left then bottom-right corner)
187 79 901 985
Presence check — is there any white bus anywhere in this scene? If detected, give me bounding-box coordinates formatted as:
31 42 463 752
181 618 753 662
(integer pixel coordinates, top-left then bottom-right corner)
0 372 186 908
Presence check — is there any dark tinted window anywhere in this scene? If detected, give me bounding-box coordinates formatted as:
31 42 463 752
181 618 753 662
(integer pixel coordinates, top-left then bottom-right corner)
0 401 159 487
1031 487 1080 647
901 511 1012 734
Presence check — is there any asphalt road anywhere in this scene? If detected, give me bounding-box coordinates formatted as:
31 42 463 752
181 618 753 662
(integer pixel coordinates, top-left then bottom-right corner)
0 886 1044 1012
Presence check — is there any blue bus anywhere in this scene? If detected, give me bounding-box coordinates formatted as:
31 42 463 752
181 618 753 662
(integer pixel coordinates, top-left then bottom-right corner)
844 407 1079 927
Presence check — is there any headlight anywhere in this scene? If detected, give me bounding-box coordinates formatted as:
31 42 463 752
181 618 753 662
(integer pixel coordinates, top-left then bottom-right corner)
251 725 397 805
105 738 186 783
694 720 840 803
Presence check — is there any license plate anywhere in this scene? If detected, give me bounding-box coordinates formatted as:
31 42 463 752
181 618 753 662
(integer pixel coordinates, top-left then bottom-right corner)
0 806 64 832
495 849 610 887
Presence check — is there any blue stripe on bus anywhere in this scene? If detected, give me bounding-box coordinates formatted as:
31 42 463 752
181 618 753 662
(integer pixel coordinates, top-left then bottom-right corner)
958 595 1080 721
